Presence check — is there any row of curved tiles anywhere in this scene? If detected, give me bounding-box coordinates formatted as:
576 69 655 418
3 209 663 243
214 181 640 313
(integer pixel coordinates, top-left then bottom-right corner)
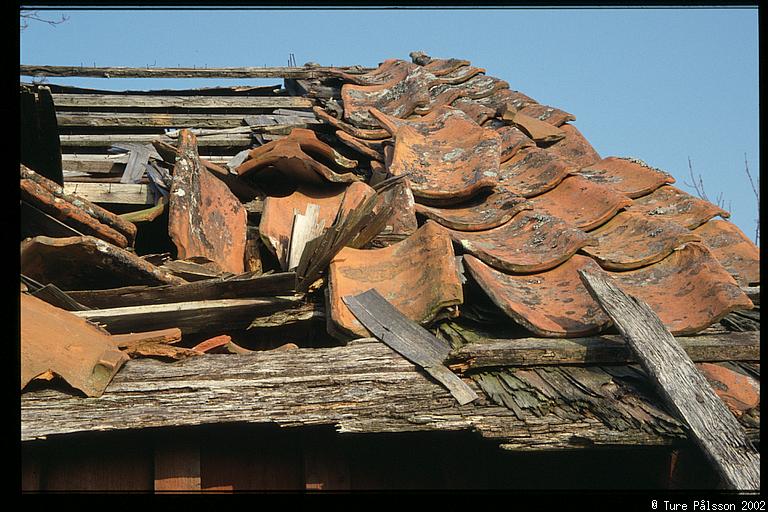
310 55 758 338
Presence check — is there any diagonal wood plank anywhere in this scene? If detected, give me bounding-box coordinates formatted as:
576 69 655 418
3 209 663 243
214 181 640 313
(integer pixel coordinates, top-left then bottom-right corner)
343 289 477 405
578 269 760 491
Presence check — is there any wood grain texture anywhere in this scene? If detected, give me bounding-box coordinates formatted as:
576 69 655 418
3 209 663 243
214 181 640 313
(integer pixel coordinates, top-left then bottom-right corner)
22 64 371 79
579 270 760 491
21 338 692 450
52 93 312 109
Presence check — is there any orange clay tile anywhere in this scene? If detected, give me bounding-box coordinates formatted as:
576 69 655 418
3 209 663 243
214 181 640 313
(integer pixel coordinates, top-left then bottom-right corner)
695 362 760 417
375 179 418 241
341 65 436 128
516 103 576 127
542 123 601 168
495 146 576 198
441 209 596 273
335 130 387 161
327 220 463 338
581 211 702 270
463 254 612 338
21 235 186 291
627 185 730 229
259 184 348 269
21 293 129 397
415 190 531 231
371 107 500 205
474 88 538 116
415 75 510 115
328 59 416 86
169 130 248 275
609 242 753 335
434 64 486 85
575 157 676 198
450 97 497 125
494 124 536 163
420 57 472 77
313 106 391 140
528 175 633 231
235 129 360 185
501 107 565 144
693 219 760 286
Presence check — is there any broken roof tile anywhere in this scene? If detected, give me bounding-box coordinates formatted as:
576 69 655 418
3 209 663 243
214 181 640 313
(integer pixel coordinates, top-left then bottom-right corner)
501 107 565 144
528 174 633 231
371 107 500 205
341 65 436 128
21 293 129 397
415 190 530 231
516 103 576 127
313 106 391 140
169 129 247 275
335 130 387 161
575 157 676 198
21 235 186 291
693 219 760 286
696 362 760 417
328 220 463 338
259 183 350 270
235 128 361 185
582 211 702 270
443 209 596 273
609 243 753 334
541 123 601 168
328 58 416 86
496 146 575 198
450 97 497 125
474 88 538 116
415 75 509 115
463 254 611 338
373 179 418 243
627 185 730 229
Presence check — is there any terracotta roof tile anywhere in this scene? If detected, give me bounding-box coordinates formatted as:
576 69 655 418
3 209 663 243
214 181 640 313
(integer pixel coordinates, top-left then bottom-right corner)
582 211 701 270
432 64 486 85
608 242 753 334
328 220 463 338
341 64 436 128
516 103 576 127
528 174 633 231
502 109 566 144
473 88 538 116
575 156 675 198
627 185 730 229
441 209 596 273
372 107 500 205
335 130 386 161
313 106 391 140
541 123 601 168
496 146 575 197
328 58 415 86
414 190 530 231
696 363 760 416
450 97 497 125
419 57 472 77
493 124 536 163
463 253 611 337
693 219 760 286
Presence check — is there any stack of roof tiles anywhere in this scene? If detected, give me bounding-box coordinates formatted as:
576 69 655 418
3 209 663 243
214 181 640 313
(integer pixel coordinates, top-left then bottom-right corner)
288 52 758 339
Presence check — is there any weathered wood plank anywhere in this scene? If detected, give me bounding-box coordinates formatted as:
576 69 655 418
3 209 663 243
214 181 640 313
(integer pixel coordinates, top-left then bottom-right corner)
59 133 256 148
61 153 229 174
447 331 760 372
52 93 313 109
63 182 154 205
71 297 303 334
20 338 689 449
343 289 477 405
21 64 371 79
67 272 297 309
57 112 251 128
579 270 760 491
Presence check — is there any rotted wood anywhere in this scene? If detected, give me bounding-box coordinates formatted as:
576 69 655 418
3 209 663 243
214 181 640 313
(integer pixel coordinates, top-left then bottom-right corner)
21 64 372 79
21 338 691 449
71 296 304 334
51 93 313 109
67 271 297 309
60 133 254 148
63 182 154 206
446 331 760 373
579 270 760 491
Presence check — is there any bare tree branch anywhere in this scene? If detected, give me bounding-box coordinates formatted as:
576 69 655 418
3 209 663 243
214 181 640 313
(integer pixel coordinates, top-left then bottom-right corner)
743 153 759 245
20 10 69 30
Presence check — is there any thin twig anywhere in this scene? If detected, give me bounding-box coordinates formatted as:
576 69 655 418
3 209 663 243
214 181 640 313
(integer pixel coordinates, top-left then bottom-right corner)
743 153 759 245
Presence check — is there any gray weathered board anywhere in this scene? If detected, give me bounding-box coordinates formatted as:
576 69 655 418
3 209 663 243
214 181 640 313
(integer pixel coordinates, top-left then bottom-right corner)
343 289 478 406
579 270 760 491
21 64 372 79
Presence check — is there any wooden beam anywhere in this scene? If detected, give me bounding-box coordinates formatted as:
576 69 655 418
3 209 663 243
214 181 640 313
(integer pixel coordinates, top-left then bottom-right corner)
70 297 304 334
63 182 154 205
20 338 691 449
59 133 272 148
21 64 371 79
57 112 251 129
447 331 760 372
52 93 313 110
62 154 230 174
579 270 760 491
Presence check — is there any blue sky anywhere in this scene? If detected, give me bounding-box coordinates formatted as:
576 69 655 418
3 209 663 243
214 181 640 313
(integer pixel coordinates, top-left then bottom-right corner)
20 7 759 244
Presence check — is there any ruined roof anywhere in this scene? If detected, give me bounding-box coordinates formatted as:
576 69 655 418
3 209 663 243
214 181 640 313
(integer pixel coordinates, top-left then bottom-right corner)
19 55 759 453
